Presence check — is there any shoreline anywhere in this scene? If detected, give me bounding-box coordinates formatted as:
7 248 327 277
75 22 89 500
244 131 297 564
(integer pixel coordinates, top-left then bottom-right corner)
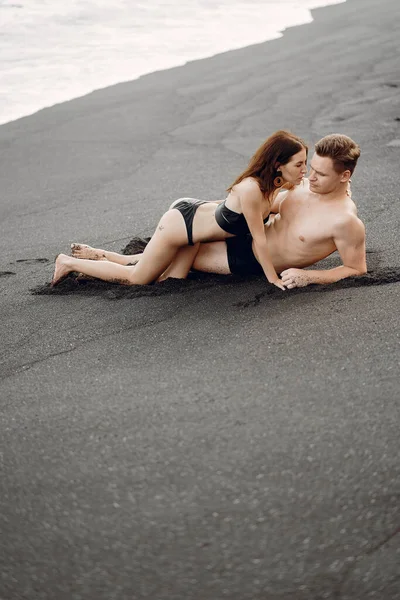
0 0 347 127
1 0 399 256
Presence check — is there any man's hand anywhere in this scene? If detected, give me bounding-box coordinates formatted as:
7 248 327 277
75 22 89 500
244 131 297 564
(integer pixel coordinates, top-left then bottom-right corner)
280 268 312 289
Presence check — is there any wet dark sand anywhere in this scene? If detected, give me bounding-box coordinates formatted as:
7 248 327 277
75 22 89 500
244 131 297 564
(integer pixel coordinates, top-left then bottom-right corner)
1 0 400 598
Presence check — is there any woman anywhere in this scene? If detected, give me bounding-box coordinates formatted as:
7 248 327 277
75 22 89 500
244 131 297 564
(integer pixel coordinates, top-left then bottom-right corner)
51 130 308 289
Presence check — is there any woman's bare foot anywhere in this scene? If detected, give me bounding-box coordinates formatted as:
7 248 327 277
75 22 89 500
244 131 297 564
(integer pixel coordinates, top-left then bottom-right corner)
70 243 105 260
51 254 74 287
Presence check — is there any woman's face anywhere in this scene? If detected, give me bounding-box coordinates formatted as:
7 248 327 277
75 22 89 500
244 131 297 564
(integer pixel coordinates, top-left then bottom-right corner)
279 148 308 185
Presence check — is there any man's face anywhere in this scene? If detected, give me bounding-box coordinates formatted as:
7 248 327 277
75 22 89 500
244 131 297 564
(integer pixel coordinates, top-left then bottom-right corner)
308 152 349 194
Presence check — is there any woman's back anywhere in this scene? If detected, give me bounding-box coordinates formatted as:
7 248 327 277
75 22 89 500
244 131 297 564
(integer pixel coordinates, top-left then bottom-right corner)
214 177 272 236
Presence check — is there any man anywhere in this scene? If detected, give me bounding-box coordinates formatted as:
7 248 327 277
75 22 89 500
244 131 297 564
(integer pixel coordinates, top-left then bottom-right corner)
169 133 367 289
67 134 367 289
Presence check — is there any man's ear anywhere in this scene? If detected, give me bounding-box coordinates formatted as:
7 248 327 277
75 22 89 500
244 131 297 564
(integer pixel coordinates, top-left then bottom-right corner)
340 169 351 183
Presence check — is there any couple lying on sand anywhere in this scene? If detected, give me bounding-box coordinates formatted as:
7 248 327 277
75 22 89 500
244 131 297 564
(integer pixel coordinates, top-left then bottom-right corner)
51 131 367 290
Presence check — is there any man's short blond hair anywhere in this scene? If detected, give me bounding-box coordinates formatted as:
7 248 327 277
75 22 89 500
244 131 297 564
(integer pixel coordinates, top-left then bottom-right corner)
315 134 360 175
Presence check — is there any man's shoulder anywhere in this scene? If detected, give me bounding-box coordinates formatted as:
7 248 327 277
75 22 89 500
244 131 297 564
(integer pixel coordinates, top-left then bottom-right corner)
332 210 365 240
279 180 308 205
287 178 310 196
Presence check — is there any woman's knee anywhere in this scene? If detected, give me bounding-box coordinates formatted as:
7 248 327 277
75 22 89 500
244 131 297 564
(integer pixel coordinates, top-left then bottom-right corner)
125 265 139 284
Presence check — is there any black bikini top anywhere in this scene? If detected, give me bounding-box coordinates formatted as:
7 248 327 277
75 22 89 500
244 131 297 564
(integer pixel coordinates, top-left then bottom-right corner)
214 200 269 236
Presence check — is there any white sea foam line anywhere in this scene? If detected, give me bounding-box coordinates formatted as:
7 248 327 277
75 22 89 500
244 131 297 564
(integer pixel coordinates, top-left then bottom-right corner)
0 0 346 125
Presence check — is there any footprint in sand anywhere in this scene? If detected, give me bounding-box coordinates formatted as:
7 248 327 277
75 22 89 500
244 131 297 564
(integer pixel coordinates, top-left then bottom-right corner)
0 271 16 277
15 258 49 264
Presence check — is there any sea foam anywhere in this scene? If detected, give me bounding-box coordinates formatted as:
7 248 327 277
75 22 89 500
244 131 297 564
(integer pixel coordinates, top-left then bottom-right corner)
0 0 345 125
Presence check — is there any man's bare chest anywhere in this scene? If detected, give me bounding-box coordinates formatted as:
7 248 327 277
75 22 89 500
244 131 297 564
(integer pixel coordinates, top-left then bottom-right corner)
280 197 335 247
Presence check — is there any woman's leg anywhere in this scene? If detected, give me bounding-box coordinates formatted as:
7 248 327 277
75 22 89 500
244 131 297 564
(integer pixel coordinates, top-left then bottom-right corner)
157 243 201 281
69 198 192 265
73 244 201 284
52 210 188 286
71 244 143 265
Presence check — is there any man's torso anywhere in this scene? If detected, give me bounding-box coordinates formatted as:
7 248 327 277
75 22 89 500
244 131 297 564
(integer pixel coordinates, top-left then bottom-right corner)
262 181 358 271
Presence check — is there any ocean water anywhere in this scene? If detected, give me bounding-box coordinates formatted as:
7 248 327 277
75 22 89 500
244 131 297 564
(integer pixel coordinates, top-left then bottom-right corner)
0 0 345 125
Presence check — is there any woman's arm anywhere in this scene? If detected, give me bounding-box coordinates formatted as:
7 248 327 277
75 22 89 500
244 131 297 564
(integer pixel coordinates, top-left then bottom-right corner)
238 180 285 290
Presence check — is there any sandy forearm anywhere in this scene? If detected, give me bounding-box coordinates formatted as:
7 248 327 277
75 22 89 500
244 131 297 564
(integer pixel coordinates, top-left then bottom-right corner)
303 265 366 285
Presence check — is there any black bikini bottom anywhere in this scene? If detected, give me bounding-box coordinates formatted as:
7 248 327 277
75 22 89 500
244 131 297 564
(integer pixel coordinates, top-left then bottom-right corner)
225 235 263 276
172 198 209 245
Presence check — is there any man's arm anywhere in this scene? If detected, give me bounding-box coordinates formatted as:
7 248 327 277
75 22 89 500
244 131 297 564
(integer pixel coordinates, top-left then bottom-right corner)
281 216 367 288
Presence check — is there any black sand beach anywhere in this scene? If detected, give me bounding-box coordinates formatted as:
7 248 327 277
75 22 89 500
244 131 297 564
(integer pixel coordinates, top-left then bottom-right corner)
1 0 400 598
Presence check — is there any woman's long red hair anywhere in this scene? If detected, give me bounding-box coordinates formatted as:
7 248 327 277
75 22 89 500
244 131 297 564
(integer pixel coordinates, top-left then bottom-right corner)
227 130 308 202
